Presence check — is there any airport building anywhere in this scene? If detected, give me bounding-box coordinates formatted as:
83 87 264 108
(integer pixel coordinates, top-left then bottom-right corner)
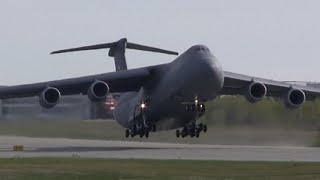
0 95 116 120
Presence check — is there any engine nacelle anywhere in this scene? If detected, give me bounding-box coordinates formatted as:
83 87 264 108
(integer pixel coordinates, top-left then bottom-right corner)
87 81 109 102
284 89 306 109
39 87 61 108
245 82 267 103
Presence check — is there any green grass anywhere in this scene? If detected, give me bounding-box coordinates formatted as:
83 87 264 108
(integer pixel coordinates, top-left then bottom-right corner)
0 158 320 180
0 120 318 146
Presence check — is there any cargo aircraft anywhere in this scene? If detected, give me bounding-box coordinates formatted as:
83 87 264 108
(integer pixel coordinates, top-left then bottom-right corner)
1 38 319 138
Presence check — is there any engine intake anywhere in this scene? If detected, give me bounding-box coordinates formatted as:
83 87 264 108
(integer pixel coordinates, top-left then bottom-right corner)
88 81 109 102
284 89 306 108
39 87 61 108
245 82 267 103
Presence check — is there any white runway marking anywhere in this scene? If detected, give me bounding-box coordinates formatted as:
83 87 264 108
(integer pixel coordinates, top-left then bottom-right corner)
1 136 320 161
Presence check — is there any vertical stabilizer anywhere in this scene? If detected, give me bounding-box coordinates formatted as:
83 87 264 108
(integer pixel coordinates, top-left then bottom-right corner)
108 38 128 71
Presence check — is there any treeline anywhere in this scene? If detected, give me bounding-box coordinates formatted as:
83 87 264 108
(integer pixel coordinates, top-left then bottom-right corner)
202 96 320 130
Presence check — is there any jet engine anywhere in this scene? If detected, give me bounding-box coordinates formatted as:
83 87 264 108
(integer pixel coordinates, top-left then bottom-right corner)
39 87 61 108
87 81 109 101
245 82 267 103
284 89 306 108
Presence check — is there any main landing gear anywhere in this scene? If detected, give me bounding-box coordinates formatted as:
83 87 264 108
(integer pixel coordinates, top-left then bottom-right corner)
176 100 207 138
176 122 207 138
125 123 156 138
125 102 156 138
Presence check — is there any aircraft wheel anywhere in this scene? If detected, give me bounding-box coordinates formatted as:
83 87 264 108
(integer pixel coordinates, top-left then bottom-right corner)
176 130 180 138
139 130 144 138
201 104 206 113
190 132 195 138
195 129 200 138
203 125 207 133
125 129 130 138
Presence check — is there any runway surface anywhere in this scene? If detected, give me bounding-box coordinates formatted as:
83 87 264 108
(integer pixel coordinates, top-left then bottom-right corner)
1 136 320 161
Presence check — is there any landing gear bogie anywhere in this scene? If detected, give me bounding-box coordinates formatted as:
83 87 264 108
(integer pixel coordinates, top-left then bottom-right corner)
176 123 208 138
125 123 156 138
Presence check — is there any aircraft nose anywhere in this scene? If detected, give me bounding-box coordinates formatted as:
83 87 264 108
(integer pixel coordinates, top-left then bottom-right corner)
180 47 224 99
189 45 210 53
196 55 224 99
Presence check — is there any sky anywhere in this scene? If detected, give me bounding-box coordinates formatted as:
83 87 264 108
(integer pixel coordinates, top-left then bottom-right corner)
0 0 320 85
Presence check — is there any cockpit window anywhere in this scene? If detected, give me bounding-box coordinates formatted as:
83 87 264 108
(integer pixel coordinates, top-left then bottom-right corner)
188 45 210 52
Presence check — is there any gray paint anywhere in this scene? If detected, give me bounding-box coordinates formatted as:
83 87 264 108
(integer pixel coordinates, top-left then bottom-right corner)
114 45 224 130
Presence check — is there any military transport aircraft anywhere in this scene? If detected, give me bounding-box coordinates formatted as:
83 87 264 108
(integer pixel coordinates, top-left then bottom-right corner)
1 38 319 138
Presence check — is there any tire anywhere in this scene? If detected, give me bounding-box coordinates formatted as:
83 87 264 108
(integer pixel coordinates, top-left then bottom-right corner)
125 129 130 138
198 104 205 113
203 125 207 133
195 130 200 138
202 105 206 113
139 131 144 138
176 130 180 138
198 123 203 129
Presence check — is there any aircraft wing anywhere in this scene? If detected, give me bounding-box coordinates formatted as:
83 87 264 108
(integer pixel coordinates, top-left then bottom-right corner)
0 67 152 99
221 71 320 99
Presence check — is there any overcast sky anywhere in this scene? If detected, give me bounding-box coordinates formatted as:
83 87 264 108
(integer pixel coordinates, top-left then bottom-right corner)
1 0 320 85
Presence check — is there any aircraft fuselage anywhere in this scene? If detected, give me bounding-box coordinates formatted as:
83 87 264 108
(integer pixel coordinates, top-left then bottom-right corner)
113 45 224 130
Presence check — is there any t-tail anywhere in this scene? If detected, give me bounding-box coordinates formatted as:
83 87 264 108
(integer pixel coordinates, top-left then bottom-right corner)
51 38 178 71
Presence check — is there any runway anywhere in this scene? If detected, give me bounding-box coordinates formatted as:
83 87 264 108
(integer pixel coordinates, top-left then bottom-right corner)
1 136 320 161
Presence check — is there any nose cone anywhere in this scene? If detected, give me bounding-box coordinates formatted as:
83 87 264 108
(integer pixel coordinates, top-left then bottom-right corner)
188 45 210 53
198 52 224 96
180 45 224 100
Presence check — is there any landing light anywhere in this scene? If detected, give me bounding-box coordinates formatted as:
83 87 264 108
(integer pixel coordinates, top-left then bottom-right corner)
141 103 146 109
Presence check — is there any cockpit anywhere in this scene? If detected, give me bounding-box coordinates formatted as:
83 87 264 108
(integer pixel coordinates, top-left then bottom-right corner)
188 44 210 52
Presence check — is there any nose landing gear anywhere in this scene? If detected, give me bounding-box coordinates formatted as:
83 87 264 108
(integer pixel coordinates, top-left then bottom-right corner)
185 103 206 113
177 100 207 138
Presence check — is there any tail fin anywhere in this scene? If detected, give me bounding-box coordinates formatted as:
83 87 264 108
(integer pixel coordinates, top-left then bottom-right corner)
51 38 178 71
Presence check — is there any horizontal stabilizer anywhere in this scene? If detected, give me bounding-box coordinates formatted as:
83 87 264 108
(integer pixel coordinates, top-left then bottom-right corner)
50 43 114 54
51 38 178 55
